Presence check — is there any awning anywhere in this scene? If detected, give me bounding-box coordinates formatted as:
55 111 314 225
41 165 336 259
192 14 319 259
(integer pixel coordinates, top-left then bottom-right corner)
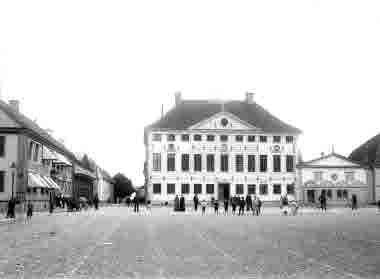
55 153 72 166
28 173 50 188
42 176 61 191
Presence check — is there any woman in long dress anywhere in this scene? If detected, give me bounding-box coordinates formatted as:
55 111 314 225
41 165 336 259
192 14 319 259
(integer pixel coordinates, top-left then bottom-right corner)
174 195 180 211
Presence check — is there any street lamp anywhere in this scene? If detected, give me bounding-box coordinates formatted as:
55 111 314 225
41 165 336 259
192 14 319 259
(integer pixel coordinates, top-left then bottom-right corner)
10 162 16 200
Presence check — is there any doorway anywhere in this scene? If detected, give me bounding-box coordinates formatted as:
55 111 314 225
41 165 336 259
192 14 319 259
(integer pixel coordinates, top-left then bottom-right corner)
307 190 315 203
218 184 230 201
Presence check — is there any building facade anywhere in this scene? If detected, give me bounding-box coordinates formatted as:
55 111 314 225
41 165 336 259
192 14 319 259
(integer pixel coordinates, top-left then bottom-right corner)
297 153 371 205
144 93 302 205
96 167 114 203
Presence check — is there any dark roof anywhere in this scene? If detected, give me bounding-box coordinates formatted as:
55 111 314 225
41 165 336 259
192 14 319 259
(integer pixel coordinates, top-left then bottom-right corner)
349 133 380 166
146 100 301 134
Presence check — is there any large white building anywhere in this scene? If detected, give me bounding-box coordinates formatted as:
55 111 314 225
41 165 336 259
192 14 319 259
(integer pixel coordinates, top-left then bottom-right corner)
144 93 302 205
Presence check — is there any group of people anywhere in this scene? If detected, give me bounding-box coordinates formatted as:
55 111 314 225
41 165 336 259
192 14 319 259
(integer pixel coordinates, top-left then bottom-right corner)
125 195 141 212
191 194 263 216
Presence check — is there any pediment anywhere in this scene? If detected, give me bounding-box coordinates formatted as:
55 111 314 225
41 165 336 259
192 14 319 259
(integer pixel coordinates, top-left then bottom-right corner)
188 112 261 131
303 154 362 167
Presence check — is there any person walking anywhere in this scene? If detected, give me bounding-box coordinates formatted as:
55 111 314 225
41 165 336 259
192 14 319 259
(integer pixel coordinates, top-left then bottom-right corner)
26 200 33 222
257 197 262 216
239 196 245 216
201 199 207 215
193 194 199 212
174 195 180 211
319 193 327 212
246 194 252 213
134 197 139 213
179 195 185 212
214 198 219 215
252 196 257 216
224 198 229 215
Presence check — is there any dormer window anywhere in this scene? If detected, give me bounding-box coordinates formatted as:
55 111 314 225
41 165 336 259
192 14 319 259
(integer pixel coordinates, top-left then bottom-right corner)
220 135 228 142
152 134 162 141
193 134 202 141
259 136 267 143
181 134 189 142
248 135 255 142
286 136 294 143
207 135 215 142
273 136 281 143
235 135 243 142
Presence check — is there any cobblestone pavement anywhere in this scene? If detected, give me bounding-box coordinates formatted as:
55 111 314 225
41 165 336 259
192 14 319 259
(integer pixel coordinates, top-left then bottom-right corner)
1 206 380 279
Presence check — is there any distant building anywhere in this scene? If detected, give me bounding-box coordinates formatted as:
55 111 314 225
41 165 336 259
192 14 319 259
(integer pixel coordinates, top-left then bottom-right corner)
144 92 302 204
96 167 114 203
349 133 380 203
297 152 371 205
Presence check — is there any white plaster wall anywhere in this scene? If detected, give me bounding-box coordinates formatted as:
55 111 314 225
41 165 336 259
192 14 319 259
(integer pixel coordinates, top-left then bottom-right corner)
0 135 19 201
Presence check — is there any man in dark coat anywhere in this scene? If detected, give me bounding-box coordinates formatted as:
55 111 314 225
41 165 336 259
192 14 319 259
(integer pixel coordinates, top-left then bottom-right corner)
193 194 199 212
224 198 229 215
93 194 99 210
351 194 358 210
319 194 327 211
134 197 139 213
231 196 237 215
246 195 252 212
179 195 185 211
174 195 180 211
239 197 245 216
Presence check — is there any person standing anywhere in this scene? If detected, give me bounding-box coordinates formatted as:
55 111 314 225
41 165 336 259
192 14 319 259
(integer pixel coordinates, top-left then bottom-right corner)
257 197 262 216
252 196 257 216
351 194 358 211
26 200 33 222
93 194 99 211
201 199 207 215
134 196 139 213
231 196 237 215
174 195 180 211
179 195 185 211
224 198 229 215
193 194 199 212
239 196 245 216
319 194 327 212
214 198 219 215
246 195 252 213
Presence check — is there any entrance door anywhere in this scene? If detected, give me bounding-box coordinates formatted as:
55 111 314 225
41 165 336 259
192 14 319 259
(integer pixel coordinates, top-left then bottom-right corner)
307 190 315 203
218 184 230 201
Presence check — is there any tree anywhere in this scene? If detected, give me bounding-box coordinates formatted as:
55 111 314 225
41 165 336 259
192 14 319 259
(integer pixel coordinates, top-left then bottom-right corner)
113 173 135 202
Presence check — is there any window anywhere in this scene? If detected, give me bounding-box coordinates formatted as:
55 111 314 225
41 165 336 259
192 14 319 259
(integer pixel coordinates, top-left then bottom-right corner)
273 155 281 172
167 153 175 172
248 135 255 142
259 136 267 143
248 155 255 172
181 154 189 171
345 172 354 182
337 189 342 199
221 154 229 172
286 184 295 195
286 136 294 143
286 155 294 172
260 155 267 172
194 184 202 194
220 135 228 142
27 187 31 193
167 134 176 141
259 184 268 195
153 184 161 194
152 134 162 141
207 135 215 142
327 189 332 199
236 184 244 195
0 136 5 157
28 141 33 160
181 183 190 194
194 154 202 172
273 184 282 194
152 153 161 171
235 135 243 142
33 188 37 193
314 171 323 181
193 134 202 141
0 171 4 192
34 144 39 162
206 184 214 194
273 136 281 143
248 184 256 195
167 183 175 194
181 134 189 142
235 155 244 172
206 154 215 172
342 189 348 199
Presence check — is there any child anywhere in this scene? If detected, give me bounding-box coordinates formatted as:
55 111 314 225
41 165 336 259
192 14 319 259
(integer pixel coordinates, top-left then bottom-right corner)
26 201 33 222
201 199 207 215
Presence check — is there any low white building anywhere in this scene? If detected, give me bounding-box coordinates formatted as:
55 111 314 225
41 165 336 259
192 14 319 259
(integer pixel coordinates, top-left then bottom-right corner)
144 93 302 205
297 152 371 205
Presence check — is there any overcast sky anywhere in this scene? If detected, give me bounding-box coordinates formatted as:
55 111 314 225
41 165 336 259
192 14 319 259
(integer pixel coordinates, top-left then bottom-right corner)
0 0 379 185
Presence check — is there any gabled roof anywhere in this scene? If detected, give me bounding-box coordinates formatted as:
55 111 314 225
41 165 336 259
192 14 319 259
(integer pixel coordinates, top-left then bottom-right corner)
349 133 380 166
0 99 78 161
146 99 302 134
297 152 367 169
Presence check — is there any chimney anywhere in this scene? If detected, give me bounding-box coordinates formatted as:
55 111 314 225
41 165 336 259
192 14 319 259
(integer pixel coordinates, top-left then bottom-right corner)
245 92 255 104
174 91 182 106
9 100 20 112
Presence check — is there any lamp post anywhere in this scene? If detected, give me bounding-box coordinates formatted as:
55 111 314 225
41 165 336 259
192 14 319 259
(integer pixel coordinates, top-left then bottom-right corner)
10 162 16 200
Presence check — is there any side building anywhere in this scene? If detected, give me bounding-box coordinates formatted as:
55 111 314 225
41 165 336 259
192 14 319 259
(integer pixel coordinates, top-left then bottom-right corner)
297 152 371 205
349 133 380 203
144 93 302 205
0 99 98 211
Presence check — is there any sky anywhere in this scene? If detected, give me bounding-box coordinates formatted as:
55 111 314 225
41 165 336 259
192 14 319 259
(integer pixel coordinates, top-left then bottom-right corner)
0 0 379 185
